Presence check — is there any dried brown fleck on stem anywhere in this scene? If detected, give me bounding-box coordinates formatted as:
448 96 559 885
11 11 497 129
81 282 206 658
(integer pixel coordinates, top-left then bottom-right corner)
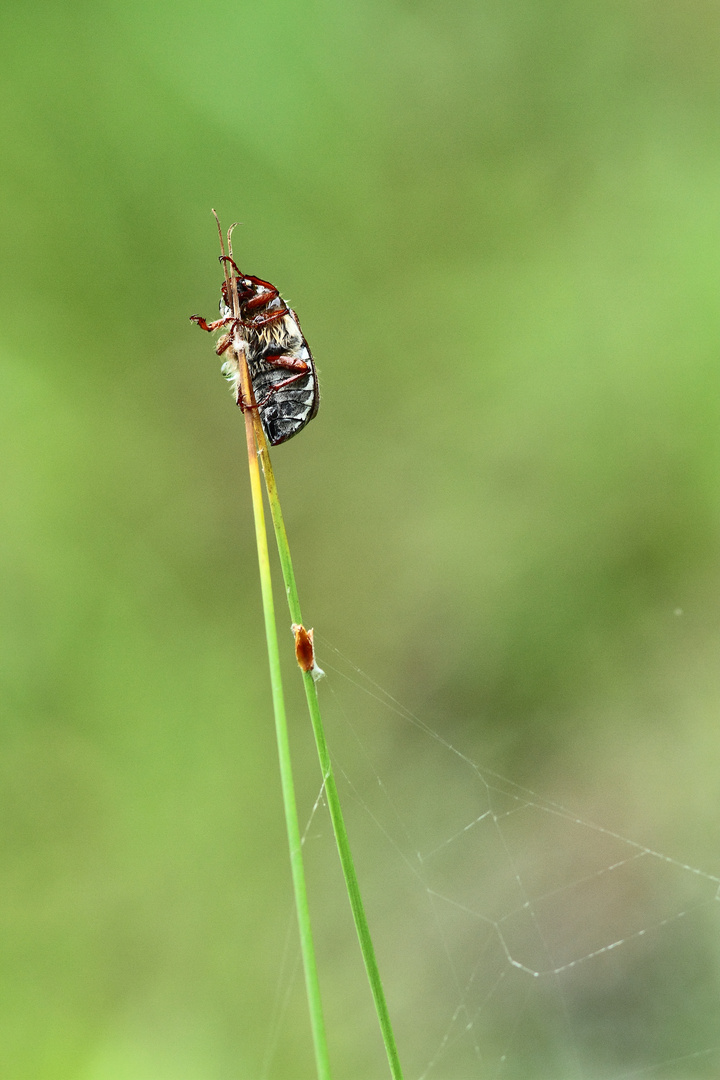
292 623 316 672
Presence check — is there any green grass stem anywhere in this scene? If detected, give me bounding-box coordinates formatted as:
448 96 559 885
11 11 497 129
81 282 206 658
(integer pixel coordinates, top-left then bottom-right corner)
238 355 332 1080
252 413 405 1080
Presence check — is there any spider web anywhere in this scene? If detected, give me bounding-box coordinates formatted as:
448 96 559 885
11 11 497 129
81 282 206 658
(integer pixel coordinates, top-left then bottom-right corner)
261 638 720 1080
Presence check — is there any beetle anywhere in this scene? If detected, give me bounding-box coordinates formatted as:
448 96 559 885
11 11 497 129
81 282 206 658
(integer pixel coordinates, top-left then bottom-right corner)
190 214 319 446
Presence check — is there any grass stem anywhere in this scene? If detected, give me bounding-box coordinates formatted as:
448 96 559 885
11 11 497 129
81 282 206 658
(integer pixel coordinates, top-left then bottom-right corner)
238 352 332 1080
253 415 405 1080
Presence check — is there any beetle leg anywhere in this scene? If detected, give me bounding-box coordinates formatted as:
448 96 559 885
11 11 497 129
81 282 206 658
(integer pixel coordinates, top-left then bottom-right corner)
238 307 289 331
235 388 253 412
236 372 308 413
190 313 236 333
219 255 242 276
255 371 310 407
245 287 282 312
262 353 310 374
215 333 233 356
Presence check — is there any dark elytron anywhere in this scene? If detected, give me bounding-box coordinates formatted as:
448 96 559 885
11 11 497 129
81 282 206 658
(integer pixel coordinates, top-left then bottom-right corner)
191 261 319 446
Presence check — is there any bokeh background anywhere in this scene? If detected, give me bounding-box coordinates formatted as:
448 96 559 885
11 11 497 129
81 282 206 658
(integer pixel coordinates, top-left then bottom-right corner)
3 1 720 1077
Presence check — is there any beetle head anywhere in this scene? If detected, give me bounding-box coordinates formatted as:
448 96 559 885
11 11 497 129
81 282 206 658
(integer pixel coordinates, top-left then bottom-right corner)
220 274 256 312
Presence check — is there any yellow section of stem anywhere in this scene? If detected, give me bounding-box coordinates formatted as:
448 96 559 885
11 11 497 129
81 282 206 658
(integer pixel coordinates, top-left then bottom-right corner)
237 347 332 1080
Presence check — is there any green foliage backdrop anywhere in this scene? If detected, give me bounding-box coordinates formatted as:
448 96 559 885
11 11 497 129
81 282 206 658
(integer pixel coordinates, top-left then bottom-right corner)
2 2 720 1077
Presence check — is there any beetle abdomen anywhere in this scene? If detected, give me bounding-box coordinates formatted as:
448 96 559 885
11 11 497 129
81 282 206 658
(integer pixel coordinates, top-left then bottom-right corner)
247 317 319 446
258 367 318 445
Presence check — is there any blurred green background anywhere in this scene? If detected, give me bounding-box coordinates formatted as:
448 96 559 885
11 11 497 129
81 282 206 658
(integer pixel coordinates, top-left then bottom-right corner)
3 1 720 1077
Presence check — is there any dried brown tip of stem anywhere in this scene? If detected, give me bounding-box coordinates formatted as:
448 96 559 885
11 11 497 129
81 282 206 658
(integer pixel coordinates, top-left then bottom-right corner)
212 210 231 294
212 210 227 257
291 623 315 673
226 221 241 318
227 222 239 260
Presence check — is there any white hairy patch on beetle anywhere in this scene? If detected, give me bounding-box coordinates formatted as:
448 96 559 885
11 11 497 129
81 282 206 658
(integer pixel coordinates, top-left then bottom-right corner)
230 325 249 351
